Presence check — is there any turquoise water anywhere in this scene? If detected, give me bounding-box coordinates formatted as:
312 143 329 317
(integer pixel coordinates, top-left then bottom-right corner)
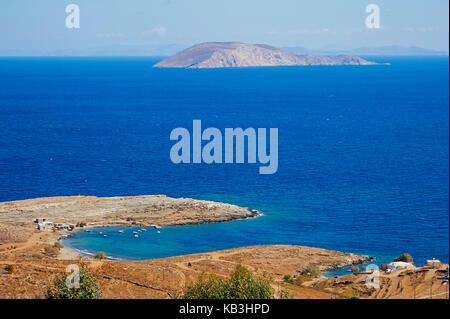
1 56 448 265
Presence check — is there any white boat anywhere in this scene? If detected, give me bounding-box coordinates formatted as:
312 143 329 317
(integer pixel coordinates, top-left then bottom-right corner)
103 235 107 237
134 234 139 238
156 231 161 234
118 230 124 233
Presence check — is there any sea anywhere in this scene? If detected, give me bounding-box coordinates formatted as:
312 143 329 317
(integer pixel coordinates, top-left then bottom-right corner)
0 56 448 270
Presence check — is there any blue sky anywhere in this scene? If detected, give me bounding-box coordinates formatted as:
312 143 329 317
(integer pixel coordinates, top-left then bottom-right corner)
0 0 448 53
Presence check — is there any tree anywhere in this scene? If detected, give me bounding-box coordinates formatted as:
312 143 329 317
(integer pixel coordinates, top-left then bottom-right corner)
351 265 360 273
342 288 360 299
302 265 322 278
283 274 294 284
46 265 101 299
180 265 277 299
4 265 14 274
94 251 107 260
54 242 64 249
394 253 413 263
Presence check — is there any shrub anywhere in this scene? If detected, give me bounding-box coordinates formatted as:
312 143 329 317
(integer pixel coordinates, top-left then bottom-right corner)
394 253 413 263
54 242 64 249
94 251 107 260
291 265 323 287
351 265 360 273
279 288 292 299
302 265 322 278
312 280 330 290
4 265 14 274
180 265 275 299
46 265 101 299
361 265 367 272
283 274 294 284
342 288 360 299
293 274 311 286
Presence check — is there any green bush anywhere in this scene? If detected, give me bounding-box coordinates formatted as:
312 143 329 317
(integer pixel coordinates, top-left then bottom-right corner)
4 265 14 274
394 253 413 263
94 251 107 260
54 242 64 249
293 275 310 286
46 265 101 299
279 288 292 299
180 265 275 299
302 265 322 278
283 274 294 284
342 288 360 299
351 265 360 273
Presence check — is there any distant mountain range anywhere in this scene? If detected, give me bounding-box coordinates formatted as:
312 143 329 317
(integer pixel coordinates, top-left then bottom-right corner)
0 44 447 57
282 45 449 56
0 44 187 57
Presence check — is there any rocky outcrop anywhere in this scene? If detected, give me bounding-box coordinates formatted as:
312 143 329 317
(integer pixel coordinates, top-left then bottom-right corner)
153 42 376 69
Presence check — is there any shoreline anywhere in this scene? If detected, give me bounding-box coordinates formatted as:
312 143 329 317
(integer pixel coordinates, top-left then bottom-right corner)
57 210 264 262
61 238 373 271
2 195 448 299
2 229 448 299
59 223 374 274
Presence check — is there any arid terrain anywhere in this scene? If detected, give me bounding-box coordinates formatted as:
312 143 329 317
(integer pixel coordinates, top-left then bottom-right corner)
0 195 259 228
0 196 448 299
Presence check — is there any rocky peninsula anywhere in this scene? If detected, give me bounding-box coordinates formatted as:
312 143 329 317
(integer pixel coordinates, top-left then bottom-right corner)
0 195 259 231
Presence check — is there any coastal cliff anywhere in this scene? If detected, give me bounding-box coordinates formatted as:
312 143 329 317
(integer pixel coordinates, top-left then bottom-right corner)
153 42 376 69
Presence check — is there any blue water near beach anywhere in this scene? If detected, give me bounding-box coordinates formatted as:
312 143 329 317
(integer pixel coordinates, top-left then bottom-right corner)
0 57 448 266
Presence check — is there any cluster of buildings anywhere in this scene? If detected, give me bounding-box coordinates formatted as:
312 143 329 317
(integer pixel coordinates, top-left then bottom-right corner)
34 219 75 231
381 259 442 272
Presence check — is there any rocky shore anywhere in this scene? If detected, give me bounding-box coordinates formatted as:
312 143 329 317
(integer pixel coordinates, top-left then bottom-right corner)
0 195 260 234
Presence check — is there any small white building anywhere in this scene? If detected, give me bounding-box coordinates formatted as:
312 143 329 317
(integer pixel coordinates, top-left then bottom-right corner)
37 221 54 231
426 259 441 266
382 262 414 272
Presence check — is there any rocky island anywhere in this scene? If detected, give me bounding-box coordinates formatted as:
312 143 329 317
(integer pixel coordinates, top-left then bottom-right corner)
153 42 377 69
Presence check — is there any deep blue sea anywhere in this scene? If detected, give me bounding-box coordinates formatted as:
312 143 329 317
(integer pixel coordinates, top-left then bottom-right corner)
0 57 448 267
